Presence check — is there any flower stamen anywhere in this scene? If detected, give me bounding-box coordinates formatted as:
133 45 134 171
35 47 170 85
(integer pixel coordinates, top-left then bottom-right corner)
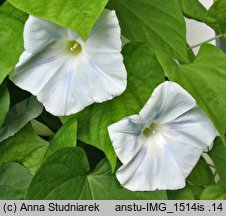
143 123 157 137
71 42 79 51
67 41 82 54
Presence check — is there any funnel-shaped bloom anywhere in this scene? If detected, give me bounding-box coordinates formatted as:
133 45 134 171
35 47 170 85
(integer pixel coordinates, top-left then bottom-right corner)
10 10 127 116
108 81 217 191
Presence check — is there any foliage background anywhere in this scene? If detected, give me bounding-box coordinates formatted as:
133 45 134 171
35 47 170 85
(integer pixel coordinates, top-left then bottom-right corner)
0 0 226 200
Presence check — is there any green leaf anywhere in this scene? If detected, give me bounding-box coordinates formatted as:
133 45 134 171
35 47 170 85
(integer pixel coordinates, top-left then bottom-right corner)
206 0 226 34
0 96 43 142
167 185 195 200
107 0 188 62
77 140 105 171
190 185 206 200
180 0 208 22
180 0 226 36
0 82 10 127
0 162 32 199
0 1 5 6
157 44 226 145
187 158 214 186
0 2 27 85
77 42 165 170
0 124 48 175
42 117 77 161
7 80 31 106
36 109 62 133
209 137 226 187
8 0 108 40
27 147 167 200
169 157 214 200
200 185 226 200
31 119 53 137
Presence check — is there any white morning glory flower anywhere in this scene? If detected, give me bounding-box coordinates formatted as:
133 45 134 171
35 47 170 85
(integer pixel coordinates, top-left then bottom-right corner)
108 81 217 191
9 10 127 116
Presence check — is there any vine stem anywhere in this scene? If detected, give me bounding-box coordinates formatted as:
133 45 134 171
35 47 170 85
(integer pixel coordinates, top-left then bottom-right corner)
207 163 215 169
188 34 224 50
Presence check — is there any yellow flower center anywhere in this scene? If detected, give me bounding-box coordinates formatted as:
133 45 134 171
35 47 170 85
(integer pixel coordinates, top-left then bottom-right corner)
67 41 82 54
143 123 157 137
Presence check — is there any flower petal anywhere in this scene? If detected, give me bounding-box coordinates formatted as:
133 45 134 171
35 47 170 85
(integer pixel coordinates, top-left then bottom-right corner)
108 115 144 164
35 55 93 116
139 82 217 176
10 42 66 96
86 10 122 52
116 132 185 191
30 51 125 116
158 107 217 177
11 11 126 116
24 16 82 54
139 81 197 125
78 53 126 102
109 81 217 191
85 10 127 92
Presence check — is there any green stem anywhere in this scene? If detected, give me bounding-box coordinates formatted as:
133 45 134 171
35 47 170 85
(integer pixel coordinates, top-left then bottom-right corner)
207 163 215 169
188 34 224 50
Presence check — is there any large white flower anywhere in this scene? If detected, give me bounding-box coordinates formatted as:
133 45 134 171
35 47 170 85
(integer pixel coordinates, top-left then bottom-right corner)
108 81 217 191
10 10 127 116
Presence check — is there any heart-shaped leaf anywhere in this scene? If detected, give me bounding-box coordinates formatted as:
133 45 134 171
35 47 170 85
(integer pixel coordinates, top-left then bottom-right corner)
27 147 167 200
8 0 108 39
